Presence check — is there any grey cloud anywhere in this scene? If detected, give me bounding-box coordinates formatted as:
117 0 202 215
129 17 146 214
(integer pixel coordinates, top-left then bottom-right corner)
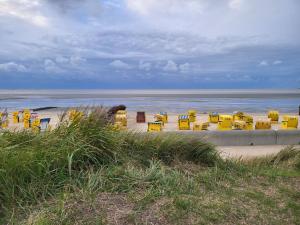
179 63 190 73
0 62 27 72
163 60 178 72
70 56 86 66
56 56 69 64
139 61 151 71
0 0 299 87
44 59 62 73
45 0 101 15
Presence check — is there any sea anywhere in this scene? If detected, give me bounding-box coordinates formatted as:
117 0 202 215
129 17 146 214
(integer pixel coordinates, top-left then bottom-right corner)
0 89 299 114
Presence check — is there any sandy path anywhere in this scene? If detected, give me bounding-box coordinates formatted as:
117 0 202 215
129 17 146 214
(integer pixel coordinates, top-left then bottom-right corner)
218 145 300 158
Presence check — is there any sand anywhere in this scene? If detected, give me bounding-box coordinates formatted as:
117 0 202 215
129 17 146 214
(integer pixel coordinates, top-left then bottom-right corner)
217 145 300 159
127 112 300 131
3 109 299 158
5 110 299 132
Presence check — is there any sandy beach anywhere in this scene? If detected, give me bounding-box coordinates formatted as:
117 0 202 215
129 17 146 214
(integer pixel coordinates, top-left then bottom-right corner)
2 109 299 158
4 109 299 132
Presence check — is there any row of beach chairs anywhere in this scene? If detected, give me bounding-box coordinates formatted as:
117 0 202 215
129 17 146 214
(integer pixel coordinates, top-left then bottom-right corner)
112 109 299 132
0 109 51 132
1 109 298 132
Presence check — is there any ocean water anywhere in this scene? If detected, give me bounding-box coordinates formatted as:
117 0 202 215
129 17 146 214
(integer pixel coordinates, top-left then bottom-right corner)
0 89 299 113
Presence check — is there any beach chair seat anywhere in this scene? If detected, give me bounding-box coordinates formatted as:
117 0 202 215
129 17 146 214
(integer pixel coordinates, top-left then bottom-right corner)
148 122 163 132
40 118 51 132
233 111 244 121
188 110 197 122
115 110 127 127
268 111 279 123
209 112 219 123
178 115 190 130
193 122 209 131
281 115 298 129
12 111 19 123
255 121 271 130
217 115 233 131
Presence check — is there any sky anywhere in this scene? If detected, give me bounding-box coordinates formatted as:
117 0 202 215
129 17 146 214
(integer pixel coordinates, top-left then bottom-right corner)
0 0 299 89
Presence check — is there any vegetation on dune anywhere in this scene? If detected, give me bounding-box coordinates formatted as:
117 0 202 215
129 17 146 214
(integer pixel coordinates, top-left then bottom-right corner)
0 107 299 224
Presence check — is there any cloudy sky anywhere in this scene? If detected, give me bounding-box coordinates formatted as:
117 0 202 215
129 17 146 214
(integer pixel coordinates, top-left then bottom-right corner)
0 0 299 89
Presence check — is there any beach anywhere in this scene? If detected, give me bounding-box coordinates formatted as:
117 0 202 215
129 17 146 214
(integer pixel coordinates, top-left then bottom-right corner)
1 89 299 158
4 109 300 132
3 109 299 158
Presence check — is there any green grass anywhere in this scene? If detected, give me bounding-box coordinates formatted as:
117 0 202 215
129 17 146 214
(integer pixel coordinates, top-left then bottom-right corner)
0 108 299 224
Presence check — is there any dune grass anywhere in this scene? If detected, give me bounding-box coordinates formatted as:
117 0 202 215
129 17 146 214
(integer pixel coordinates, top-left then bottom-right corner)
0 108 299 224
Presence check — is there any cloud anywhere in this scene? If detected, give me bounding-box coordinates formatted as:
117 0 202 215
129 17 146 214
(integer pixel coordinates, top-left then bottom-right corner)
126 0 204 16
259 60 268 66
139 61 151 71
163 60 178 72
228 0 243 10
70 56 86 66
45 0 102 17
55 56 69 64
179 63 190 73
0 0 299 88
126 0 300 43
110 60 131 69
44 59 62 73
0 62 27 72
259 60 283 67
0 0 49 27
273 60 282 65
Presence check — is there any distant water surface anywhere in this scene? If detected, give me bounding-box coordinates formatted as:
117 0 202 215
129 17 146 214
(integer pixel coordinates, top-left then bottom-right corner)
0 89 299 113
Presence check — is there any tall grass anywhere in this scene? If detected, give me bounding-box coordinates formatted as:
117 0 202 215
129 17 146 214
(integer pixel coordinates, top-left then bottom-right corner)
0 107 218 218
241 146 300 170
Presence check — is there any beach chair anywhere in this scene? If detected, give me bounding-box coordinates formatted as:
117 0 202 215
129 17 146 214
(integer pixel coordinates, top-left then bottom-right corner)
31 118 41 132
40 118 51 132
12 111 19 123
209 112 219 123
193 122 209 131
255 121 271 130
233 121 247 130
242 114 254 130
147 122 163 132
217 115 233 131
233 111 244 121
115 110 127 127
188 110 197 122
268 111 279 124
0 112 9 128
154 112 168 123
113 121 127 130
178 115 190 130
281 115 298 129
136 112 146 123
23 111 31 128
